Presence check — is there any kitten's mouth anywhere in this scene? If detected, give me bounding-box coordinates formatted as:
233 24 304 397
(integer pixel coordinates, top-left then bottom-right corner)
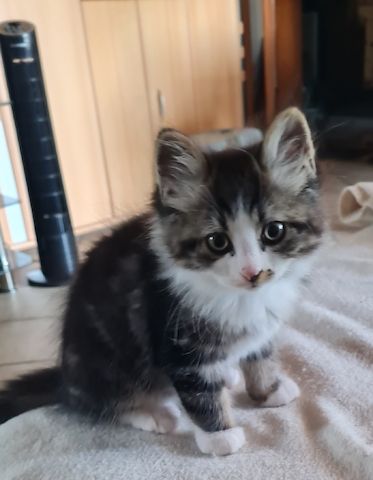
251 269 274 287
238 269 274 289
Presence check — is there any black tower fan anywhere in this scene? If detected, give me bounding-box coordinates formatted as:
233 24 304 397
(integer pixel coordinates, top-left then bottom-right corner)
0 21 77 286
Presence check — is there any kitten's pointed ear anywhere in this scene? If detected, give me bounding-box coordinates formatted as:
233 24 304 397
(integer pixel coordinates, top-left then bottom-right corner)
262 108 316 192
155 128 206 210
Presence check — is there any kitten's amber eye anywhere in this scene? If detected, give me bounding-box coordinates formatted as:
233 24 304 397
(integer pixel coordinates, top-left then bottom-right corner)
262 221 286 245
206 232 232 255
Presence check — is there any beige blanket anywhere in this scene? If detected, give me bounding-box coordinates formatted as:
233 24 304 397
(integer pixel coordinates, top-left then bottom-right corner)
0 224 372 480
339 181 373 227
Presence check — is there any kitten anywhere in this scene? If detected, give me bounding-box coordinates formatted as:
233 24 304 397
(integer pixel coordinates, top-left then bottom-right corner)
0 108 323 456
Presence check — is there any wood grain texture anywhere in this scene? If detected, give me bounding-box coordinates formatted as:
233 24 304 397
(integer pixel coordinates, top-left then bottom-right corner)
83 0 154 218
0 0 112 233
240 0 255 123
275 0 302 111
187 0 243 131
262 0 276 125
138 0 197 134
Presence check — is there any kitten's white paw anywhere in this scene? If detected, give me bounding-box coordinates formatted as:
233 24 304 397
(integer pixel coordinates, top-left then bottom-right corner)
122 403 181 434
222 368 241 390
122 411 158 432
154 403 181 433
195 426 246 456
261 375 300 407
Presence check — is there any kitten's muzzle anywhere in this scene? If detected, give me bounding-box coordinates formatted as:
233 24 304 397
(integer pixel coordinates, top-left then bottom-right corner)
240 268 274 288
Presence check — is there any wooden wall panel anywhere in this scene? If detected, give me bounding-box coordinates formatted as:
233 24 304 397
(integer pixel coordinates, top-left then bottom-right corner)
83 0 154 217
275 0 302 111
187 0 244 131
240 0 255 123
262 0 276 125
138 0 196 134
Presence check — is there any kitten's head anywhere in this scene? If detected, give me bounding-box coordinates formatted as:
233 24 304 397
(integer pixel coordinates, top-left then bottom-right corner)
152 108 323 290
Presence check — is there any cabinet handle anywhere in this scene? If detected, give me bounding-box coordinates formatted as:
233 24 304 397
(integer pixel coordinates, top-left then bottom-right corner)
157 89 165 119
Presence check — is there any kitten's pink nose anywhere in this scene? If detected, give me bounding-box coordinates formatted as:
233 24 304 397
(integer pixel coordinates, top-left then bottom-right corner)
241 266 259 283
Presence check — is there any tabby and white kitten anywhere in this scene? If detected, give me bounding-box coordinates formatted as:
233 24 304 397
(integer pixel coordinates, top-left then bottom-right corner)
0 108 323 456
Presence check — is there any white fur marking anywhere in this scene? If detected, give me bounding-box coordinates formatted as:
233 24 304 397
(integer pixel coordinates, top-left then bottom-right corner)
222 367 242 390
121 401 182 434
195 426 246 456
122 411 158 432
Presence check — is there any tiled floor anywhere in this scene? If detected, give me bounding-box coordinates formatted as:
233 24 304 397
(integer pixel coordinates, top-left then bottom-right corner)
0 158 372 386
0 287 64 385
0 230 104 386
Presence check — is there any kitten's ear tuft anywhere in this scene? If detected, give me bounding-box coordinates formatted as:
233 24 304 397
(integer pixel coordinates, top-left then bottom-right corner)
262 108 316 192
155 129 206 210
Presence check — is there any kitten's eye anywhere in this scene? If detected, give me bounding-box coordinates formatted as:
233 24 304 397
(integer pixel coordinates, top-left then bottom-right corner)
262 221 286 245
206 232 232 255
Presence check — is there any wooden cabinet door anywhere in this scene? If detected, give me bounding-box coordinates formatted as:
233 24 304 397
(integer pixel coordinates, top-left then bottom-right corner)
187 0 244 131
139 0 243 134
82 0 154 218
275 0 302 112
0 0 112 232
138 0 197 134
263 0 302 124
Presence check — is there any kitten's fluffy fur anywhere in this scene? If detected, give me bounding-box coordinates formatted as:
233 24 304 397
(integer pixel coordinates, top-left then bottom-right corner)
0 108 323 455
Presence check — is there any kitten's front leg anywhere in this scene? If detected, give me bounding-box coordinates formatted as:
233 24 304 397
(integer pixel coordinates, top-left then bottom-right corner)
241 350 300 407
170 370 246 455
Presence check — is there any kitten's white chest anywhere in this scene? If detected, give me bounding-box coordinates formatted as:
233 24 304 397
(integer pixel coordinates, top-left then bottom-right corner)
197 275 298 336
194 277 299 383
170 264 300 382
